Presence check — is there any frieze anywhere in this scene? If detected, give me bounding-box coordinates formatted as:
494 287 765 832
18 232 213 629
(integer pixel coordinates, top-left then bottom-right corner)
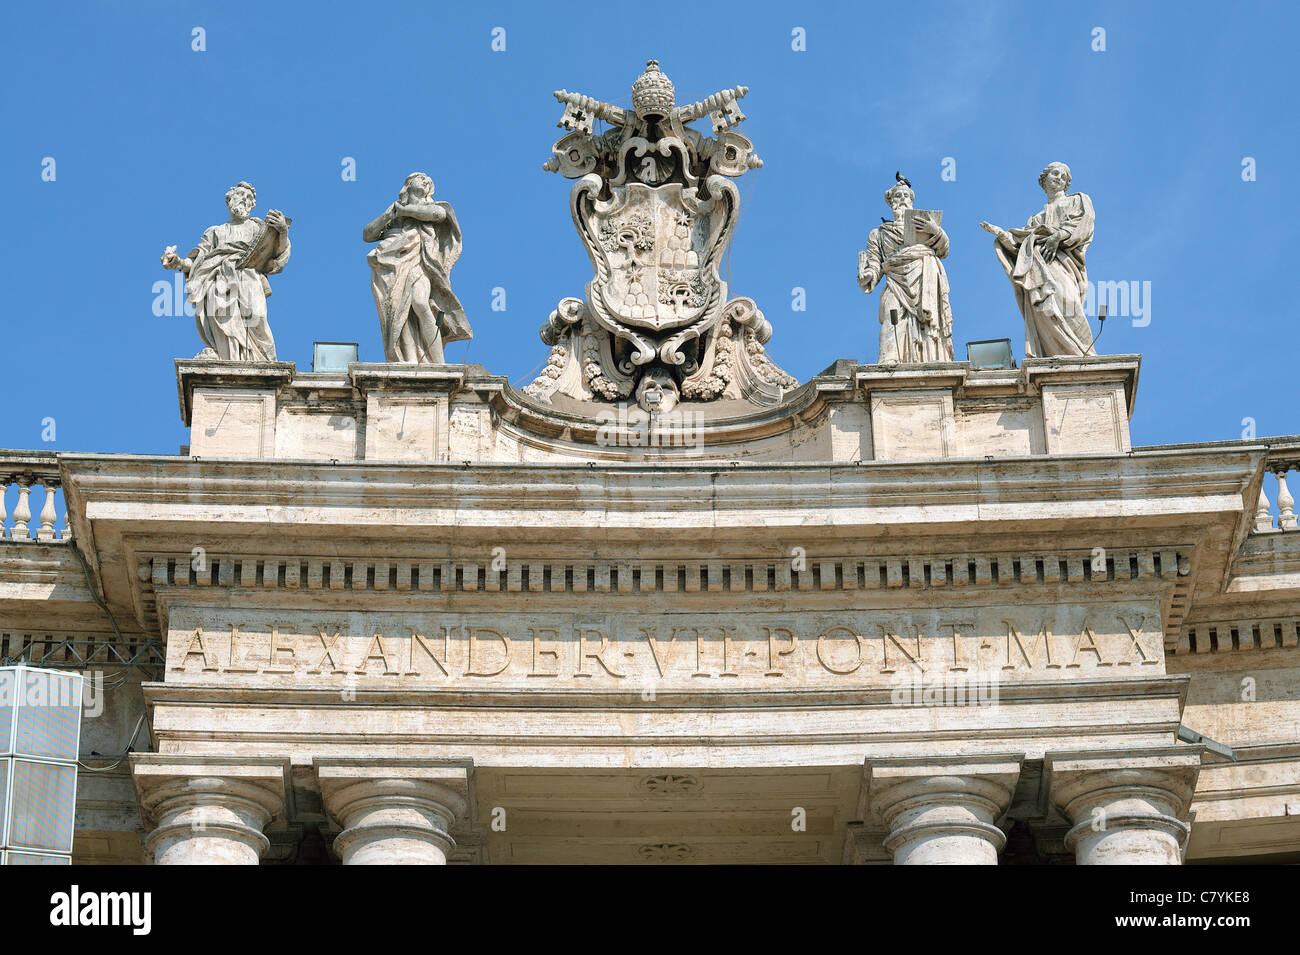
165 607 1164 690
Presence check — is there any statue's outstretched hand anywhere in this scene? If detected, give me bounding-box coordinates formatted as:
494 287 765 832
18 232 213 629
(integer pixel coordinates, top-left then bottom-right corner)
980 221 1016 251
161 245 183 270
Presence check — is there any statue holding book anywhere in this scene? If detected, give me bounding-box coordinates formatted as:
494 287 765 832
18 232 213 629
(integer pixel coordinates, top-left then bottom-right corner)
161 181 290 362
857 173 954 364
979 161 1096 358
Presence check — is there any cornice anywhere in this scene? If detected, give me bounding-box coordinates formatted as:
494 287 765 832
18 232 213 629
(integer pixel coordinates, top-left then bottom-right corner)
56 445 1259 520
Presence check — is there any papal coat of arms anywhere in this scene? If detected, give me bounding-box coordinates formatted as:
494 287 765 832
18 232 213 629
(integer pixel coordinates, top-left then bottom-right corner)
524 61 796 413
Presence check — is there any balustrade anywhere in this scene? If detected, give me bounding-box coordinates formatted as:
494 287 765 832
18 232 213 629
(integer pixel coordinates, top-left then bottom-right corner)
1 456 70 542
1252 455 1300 534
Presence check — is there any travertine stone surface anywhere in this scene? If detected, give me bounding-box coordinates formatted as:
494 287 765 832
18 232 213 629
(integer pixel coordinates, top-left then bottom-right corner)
130 755 291 865
353 363 463 462
174 355 1138 464
177 360 294 459
316 759 471 865
866 756 1021 864
1046 746 1201 865
8 339 1299 864
868 387 955 461
161 605 1167 691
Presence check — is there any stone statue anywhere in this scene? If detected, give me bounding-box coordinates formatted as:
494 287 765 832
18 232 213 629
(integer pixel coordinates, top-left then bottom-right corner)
161 181 290 362
362 173 471 364
980 162 1096 357
523 60 795 411
857 173 954 364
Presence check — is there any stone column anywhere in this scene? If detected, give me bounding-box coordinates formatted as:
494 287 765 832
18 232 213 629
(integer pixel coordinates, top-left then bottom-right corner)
865 756 1022 865
1045 746 1202 865
130 755 291 865
315 759 472 865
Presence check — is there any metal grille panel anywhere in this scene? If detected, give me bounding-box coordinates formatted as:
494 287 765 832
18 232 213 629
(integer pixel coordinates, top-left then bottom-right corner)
0 760 8 847
5 850 69 864
0 670 13 755
13 670 81 760
9 759 76 853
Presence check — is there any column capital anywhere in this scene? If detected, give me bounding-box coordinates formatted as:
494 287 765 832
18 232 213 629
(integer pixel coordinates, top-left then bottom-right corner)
130 754 292 865
1044 745 1203 865
864 755 1022 864
314 758 474 865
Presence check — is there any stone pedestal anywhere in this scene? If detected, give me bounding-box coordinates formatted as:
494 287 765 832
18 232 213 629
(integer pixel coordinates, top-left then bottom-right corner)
1025 357 1135 454
1045 746 1202 865
351 363 465 462
315 759 472 865
175 360 296 459
865 756 1022 865
130 755 291 865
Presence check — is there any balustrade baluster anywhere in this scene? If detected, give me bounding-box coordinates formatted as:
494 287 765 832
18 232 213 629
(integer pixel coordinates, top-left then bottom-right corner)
1277 467 1298 531
37 480 58 541
12 477 33 541
1254 476 1275 532
1 476 9 539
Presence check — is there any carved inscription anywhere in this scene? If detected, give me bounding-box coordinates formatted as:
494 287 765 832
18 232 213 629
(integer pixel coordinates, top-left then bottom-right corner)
166 608 1163 690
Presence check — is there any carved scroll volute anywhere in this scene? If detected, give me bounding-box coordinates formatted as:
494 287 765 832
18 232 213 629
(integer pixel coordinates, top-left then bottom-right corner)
545 131 601 178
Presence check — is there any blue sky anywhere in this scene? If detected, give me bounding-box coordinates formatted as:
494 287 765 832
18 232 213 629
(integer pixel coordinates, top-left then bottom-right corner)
2 0 1295 455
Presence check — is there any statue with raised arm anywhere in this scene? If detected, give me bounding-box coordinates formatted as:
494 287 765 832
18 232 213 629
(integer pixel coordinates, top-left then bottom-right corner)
980 162 1096 358
363 172 471 364
858 173 954 363
160 181 290 361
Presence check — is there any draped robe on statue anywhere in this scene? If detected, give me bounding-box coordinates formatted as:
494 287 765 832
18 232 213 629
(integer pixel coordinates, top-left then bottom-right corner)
186 218 288 362
993 192 1096 358
367 202 471 364
862 222 954 363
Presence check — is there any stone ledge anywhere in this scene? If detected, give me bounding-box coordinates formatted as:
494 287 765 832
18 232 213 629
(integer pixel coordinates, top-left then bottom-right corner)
138 673 1192 710
349 362 472 394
